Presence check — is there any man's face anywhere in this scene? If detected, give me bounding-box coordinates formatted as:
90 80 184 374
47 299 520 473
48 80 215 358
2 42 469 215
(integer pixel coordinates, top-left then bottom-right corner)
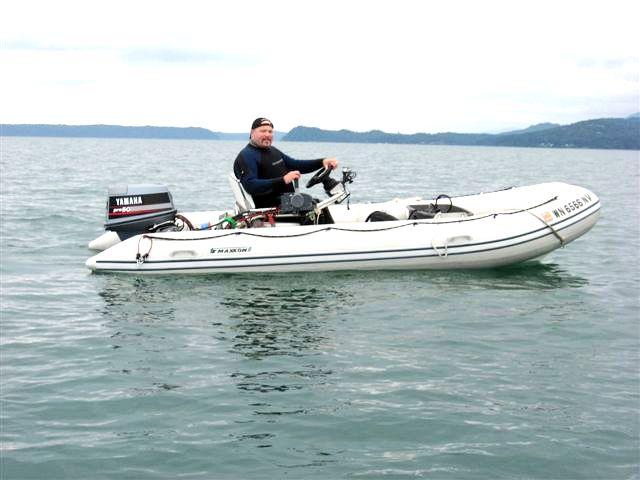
251 125 273 147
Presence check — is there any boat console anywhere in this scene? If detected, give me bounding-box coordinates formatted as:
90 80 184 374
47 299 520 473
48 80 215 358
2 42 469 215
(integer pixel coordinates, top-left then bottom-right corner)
248 167 357 224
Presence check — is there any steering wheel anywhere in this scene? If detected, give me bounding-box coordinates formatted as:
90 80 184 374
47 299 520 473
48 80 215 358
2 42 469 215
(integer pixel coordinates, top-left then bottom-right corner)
434 194 453 213
306 167 331 188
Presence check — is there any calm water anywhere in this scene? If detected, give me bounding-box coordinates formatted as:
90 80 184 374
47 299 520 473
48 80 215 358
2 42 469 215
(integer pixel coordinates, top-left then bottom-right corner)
1 137 639 479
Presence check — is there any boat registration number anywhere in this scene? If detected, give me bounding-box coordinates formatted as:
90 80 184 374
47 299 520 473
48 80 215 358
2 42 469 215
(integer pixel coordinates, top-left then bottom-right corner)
551 193 593 219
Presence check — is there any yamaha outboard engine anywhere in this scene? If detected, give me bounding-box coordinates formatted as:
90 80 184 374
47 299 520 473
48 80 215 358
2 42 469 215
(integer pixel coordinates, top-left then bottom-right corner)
105 185 177 239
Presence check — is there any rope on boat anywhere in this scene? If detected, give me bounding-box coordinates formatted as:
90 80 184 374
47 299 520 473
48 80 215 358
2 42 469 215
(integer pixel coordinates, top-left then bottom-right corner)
136 235 153 265
134 222 425 264
134 196 561 264
526 210 566 247
431 239 448 258
144 196 560 242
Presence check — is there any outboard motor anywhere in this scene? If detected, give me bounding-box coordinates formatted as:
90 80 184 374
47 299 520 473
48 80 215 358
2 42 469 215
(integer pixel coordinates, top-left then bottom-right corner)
105 185 177 239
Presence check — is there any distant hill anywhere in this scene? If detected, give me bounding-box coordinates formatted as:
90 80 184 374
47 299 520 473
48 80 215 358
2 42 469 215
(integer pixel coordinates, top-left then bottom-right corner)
498 122 560 135
283 117 640 150
215 132 253 140
1 124 289 141
215 131 287 141
282 126 493 146
4 117 639 149
1 124 219 140
477 118 640 149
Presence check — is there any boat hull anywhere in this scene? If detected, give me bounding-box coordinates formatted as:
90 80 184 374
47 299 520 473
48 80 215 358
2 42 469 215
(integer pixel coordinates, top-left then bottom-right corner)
86 183 600 274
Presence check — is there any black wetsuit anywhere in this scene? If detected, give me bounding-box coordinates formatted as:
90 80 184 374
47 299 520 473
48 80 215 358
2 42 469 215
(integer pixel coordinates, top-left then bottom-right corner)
233 143 323 208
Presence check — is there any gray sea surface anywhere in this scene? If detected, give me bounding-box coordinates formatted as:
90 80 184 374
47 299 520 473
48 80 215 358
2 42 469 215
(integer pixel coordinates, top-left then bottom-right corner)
1 137 639 479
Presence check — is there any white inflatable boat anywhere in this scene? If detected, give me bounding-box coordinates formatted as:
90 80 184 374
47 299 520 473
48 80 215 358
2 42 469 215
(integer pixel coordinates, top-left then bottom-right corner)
86 168 600 274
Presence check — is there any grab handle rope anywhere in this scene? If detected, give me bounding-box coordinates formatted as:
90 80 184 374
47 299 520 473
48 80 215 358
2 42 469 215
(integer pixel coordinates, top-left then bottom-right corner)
431 239 448 257
136 235 154 265
132 196 565 264
527 211 566 247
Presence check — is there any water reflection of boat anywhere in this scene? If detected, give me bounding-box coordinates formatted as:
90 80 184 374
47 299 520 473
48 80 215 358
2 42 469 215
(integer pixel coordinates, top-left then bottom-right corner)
222 281 353 359
220 281 347 420
423 262 589 291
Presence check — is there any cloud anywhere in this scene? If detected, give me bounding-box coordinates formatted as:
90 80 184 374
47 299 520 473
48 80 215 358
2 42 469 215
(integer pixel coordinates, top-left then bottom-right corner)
2 41 255 66
2 40 88 52
120 48 256 66
1 0 639 132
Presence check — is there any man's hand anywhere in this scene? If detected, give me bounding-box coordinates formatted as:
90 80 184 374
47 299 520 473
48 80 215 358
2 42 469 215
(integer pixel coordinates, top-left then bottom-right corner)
283 171 301 184
323 158 339 170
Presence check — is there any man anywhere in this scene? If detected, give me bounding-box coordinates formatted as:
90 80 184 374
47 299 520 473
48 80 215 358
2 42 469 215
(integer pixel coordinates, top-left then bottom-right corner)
233 117 339 208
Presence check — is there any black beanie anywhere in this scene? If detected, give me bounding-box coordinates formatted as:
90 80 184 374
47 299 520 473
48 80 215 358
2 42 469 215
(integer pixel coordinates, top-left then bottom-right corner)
251 117 274 130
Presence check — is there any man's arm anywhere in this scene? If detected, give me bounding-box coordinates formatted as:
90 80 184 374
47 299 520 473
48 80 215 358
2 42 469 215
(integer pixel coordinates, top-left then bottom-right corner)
279 149 324 174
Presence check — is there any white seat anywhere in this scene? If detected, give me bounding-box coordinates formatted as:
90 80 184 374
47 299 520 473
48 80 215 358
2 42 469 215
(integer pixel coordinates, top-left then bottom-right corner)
228 173 255 213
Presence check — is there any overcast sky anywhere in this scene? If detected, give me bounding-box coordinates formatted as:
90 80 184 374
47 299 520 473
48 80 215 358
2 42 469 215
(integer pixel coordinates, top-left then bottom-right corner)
1 0 638 134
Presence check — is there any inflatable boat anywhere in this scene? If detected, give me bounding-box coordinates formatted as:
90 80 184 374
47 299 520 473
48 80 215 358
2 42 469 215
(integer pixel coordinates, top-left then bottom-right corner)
86 168 600 274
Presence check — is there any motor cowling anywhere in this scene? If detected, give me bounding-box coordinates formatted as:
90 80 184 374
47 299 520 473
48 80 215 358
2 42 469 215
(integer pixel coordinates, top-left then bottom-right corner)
105 185 177 239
